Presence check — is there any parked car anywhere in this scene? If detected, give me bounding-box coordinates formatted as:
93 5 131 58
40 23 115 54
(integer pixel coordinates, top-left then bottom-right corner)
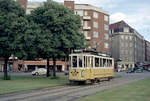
64 70 69 75
147 68 150 72
32 68 47 76
135 67 143 73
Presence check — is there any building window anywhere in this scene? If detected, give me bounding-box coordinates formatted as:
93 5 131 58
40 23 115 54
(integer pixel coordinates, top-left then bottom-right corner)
84 21 88 27
104 15 109 21
130 51 132 55
75 10 83 16
93 12 98 18
93 32 99 38
104 43 109 49
81 20 83 26
124 27 129 32
104 34 109 40
125 43 129 47
84 11 88 16
130 43 132 47
121 35 124 39
84 31 90 39
129 36 132 40
104 24 109 31
84 31 88 37
120 49 124 55
125 50 128 54
125 36 128 40
93 22 98 28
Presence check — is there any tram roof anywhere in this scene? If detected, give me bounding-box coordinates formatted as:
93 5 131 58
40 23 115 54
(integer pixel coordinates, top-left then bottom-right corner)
70 49 112 58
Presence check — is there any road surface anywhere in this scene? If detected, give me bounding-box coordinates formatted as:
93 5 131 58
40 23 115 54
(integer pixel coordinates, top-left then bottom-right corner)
0 72 150 101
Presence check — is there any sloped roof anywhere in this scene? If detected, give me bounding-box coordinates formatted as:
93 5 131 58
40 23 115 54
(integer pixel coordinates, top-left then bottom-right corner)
110 20 132 30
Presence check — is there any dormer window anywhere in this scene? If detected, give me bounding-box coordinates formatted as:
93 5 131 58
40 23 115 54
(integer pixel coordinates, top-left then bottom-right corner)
124 27 129 32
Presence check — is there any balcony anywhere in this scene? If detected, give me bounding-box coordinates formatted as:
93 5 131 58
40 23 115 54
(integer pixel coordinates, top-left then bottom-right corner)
83 16 91 20
83 26 91 30
85 36 91 40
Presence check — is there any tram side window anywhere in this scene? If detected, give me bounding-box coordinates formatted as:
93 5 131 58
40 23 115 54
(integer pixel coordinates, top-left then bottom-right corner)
72 56 77 68
88 57 93 67
79 56 83 68
95 58 99 67
100 58 103 67
84 56 87 68
103 59 106 67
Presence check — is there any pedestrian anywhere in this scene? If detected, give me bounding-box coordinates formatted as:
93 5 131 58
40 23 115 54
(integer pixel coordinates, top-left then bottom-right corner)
126 65 129 73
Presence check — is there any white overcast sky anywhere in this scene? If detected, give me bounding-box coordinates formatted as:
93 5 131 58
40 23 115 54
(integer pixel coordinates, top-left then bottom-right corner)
29 0 150 41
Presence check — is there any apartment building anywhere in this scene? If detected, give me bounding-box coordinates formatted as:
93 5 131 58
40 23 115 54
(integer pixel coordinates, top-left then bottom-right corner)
145 40 150 62
110 20 145 69
64 0 110 54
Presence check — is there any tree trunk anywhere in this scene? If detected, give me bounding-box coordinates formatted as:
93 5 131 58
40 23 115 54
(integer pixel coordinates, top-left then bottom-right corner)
46 58 50 77
52 57 56 78
4 58 8 78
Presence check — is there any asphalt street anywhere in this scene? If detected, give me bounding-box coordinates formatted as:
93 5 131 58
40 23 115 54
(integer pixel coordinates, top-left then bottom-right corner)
0 72 64 77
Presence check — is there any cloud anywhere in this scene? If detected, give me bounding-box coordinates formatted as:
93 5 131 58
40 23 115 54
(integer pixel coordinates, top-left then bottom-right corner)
110 13 126 22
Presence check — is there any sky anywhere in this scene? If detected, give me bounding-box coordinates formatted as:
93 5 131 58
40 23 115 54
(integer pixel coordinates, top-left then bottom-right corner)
29 0 150 41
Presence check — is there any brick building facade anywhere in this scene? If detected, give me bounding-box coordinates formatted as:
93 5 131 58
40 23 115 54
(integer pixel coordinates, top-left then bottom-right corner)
16 0 27 8
64 0 110 54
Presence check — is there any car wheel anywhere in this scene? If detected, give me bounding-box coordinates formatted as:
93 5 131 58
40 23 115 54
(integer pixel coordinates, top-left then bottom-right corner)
32 74 36 76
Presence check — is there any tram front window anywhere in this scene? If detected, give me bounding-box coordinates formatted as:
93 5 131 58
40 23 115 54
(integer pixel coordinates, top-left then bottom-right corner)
108 59 112 67
72 56 77 68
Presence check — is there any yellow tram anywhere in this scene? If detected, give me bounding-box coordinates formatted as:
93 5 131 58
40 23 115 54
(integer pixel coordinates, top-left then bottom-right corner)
69 50 114 83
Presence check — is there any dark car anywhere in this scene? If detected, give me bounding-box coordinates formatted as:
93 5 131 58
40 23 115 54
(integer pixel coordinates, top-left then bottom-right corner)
147 68 150 72
64 70 69 75
135 67 144 73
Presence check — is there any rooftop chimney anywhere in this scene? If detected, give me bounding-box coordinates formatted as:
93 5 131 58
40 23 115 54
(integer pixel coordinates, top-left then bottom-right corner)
16 0 28 8
64 0 74 11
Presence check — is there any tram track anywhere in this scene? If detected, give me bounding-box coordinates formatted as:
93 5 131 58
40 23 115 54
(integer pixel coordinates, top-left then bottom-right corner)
0 72 150 101
1 83 106 101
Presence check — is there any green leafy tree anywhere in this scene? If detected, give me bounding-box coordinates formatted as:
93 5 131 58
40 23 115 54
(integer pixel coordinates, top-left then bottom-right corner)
0 0 27 79
29 0 86 77
12 19 41 60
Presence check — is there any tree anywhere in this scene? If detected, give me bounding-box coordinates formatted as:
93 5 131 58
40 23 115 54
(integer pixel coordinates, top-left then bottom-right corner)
0 0 27 79
29 0 86 77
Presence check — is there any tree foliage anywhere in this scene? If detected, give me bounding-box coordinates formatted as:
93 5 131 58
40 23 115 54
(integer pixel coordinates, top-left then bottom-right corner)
29 0 86 77
0 0 39 79
0 0 25 58
0 0 26 79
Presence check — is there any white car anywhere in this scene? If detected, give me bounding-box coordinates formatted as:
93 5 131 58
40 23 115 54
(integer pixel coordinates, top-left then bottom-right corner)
32 68 47 76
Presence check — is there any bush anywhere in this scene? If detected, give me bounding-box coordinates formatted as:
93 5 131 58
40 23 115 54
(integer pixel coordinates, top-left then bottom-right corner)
3 75 11 80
